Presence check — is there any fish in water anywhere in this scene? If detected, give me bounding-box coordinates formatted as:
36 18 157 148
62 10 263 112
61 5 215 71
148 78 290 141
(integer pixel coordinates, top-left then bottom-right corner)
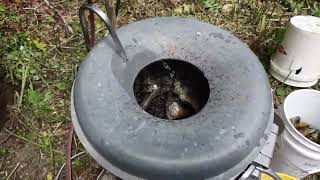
173 79 200 112
165 91 195 120
290 116 320 145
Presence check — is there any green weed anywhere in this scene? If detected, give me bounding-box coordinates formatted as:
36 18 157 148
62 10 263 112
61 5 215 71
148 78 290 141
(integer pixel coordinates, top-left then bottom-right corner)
25 90 53 113
0 3 17 24
202 0 222 12
313 8 320 17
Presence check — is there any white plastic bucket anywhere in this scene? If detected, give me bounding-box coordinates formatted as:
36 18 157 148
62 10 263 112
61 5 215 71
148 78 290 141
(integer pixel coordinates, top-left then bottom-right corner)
270 16 320 87
270 89 320 179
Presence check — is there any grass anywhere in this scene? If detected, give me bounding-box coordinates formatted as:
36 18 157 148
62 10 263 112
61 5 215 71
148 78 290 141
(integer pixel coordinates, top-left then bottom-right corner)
0 0 319 179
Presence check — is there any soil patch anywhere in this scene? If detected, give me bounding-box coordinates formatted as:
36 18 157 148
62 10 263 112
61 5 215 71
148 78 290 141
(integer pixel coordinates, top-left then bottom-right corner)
0 67 14 130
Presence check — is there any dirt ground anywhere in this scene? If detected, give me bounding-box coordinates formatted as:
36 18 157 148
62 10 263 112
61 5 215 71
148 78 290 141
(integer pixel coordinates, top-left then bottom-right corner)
0 0 320 179
0 63 13 122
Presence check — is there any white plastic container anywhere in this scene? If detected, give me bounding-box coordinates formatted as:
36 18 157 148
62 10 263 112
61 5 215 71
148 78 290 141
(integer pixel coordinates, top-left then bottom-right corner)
270 16 320 87
270 89 320 179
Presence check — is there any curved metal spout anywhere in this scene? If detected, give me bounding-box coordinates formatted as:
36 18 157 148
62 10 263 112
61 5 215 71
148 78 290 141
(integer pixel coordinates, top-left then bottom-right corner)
79 4 128 63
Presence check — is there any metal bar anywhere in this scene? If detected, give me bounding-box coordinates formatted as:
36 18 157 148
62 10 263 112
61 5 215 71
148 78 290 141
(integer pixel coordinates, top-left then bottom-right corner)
88 0 96 48
79 4 128 62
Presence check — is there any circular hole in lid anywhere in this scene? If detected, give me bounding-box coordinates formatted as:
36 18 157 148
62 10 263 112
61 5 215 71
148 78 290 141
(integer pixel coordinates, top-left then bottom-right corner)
133 59 210 120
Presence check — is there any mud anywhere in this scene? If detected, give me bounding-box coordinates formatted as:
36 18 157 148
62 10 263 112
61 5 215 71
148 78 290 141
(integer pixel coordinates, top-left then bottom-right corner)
0 67 14 130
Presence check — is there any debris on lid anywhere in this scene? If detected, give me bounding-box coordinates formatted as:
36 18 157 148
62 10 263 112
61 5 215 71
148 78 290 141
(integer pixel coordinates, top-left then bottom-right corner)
290 116 320 145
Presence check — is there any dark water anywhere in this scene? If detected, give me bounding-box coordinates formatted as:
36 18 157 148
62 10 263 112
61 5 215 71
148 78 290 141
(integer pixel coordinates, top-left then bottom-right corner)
133 59 210 120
